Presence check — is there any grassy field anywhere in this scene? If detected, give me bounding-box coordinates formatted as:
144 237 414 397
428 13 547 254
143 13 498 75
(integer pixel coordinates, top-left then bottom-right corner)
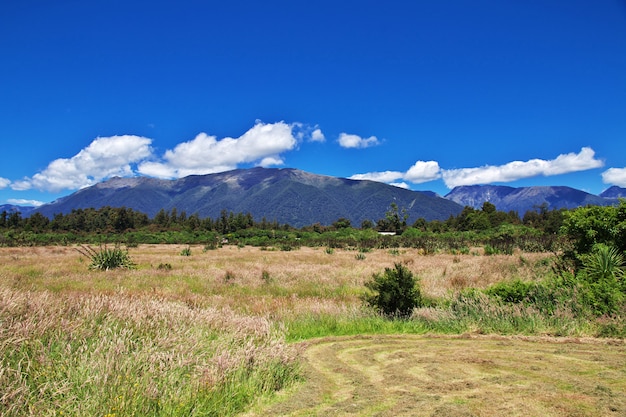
1 245 624 416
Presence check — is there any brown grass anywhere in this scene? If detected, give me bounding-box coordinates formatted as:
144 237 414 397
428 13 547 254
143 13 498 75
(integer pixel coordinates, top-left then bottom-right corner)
6 244 616 416
0 245 552 318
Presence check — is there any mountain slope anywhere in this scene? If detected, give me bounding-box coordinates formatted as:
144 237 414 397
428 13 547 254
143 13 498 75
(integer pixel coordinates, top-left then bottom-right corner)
599 186 626 199
0 204 35 216
34 167 463 227
445 184 615 213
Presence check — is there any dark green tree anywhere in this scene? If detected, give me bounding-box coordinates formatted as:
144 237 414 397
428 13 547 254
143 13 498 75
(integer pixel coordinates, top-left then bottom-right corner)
364 263 422 318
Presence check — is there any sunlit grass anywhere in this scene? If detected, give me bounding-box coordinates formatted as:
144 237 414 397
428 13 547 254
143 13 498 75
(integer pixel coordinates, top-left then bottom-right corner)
1 244 611 416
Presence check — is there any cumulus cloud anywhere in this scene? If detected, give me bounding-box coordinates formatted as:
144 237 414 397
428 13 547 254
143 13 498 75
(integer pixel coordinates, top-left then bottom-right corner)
310 128 325 142
338 133 380 149
7 121 306 194
13 135 153 192
350 161 442 185
350 170 404 183
390 182 410 189
404 161 443 183
602 167 626 187
138 121 298 179
7 198 45 207
442 147 603 188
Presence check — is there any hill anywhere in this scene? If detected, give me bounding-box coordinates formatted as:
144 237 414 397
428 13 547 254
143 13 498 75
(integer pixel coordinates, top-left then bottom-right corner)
34 167 463 227
599 185 626 199
445 184 616 213
0 204 35 217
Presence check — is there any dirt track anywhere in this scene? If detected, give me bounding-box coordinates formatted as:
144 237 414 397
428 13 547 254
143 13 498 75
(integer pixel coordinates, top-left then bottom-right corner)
244 334 626 417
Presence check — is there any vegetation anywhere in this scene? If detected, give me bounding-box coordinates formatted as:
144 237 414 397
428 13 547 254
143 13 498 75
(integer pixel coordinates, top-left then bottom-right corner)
0 288 299 417
364 263 422 317
1 200 625 415
1 202 565 253
76 244 136 270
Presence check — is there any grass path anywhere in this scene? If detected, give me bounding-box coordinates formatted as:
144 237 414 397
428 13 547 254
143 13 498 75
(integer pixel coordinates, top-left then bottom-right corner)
244 334 626 417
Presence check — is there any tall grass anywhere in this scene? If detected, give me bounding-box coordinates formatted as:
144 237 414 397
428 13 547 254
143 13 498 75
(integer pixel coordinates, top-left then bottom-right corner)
1 245 620 416
0 289 300 417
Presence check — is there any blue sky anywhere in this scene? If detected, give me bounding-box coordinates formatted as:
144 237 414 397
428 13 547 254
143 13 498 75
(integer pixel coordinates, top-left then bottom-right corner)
1 0 625 207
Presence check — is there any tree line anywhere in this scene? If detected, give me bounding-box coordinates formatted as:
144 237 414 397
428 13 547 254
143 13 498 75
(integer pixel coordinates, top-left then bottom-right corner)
1 201 565 236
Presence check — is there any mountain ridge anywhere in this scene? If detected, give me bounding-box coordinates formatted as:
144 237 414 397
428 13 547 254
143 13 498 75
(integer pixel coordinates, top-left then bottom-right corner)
31 167 463 227
444 184 618 213
4 168 624 226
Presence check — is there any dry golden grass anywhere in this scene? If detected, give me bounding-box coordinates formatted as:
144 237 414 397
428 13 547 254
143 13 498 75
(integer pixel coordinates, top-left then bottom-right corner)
0 245 552 319
2 245 624 416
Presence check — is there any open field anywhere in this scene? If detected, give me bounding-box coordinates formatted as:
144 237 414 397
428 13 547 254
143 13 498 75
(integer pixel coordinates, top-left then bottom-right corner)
1 245 624 416
0 245 552 315
245 334 626 417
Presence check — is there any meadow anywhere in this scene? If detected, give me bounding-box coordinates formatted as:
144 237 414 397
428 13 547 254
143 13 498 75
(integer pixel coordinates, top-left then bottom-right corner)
1 244 624 416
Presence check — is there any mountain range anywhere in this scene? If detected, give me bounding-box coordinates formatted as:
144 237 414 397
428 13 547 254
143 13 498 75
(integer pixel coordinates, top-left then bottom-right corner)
29 167 462 228
3 167 624 227
445 184 620 213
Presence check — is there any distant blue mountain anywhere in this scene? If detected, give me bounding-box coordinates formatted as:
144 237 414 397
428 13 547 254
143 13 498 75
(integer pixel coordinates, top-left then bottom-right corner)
445 184 616 213
599 186 626 199
0 204 35 216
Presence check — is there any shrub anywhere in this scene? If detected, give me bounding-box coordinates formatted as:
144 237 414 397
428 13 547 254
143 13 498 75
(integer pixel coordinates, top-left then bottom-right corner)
224 270 236 282
485 279 536 303
483 244 499 256
76 244 136 271
364 263 422 318
579 244 626 316
261 269 272 283
180 246 192 256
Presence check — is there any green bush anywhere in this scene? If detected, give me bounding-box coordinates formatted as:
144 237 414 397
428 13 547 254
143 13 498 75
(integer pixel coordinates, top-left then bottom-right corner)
364 263 422 318
485 279 536 303
76 245 136 271
579 244 626 316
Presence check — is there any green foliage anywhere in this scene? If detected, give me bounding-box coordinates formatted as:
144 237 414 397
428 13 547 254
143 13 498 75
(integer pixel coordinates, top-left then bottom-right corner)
76 245 136 271
180 246 192 256
485 279 536 303
561 200 626 254
355 253 366 261
261 269 272 283
377 202 408 234
483 244 499 256
578 244 626 316
364 263 422 317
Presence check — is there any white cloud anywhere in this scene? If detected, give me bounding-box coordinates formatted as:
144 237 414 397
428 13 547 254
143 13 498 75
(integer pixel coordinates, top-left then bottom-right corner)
602 167 626 187
7 198 45 207
404 161 442 183
390 182 410 189
338 133 380 149
350 171 404 183
0 177 10 189
442 147 603 188
259 156 285 167
138 121 298 179
350 161 442 185
310 128 325 142
13 135 153 192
